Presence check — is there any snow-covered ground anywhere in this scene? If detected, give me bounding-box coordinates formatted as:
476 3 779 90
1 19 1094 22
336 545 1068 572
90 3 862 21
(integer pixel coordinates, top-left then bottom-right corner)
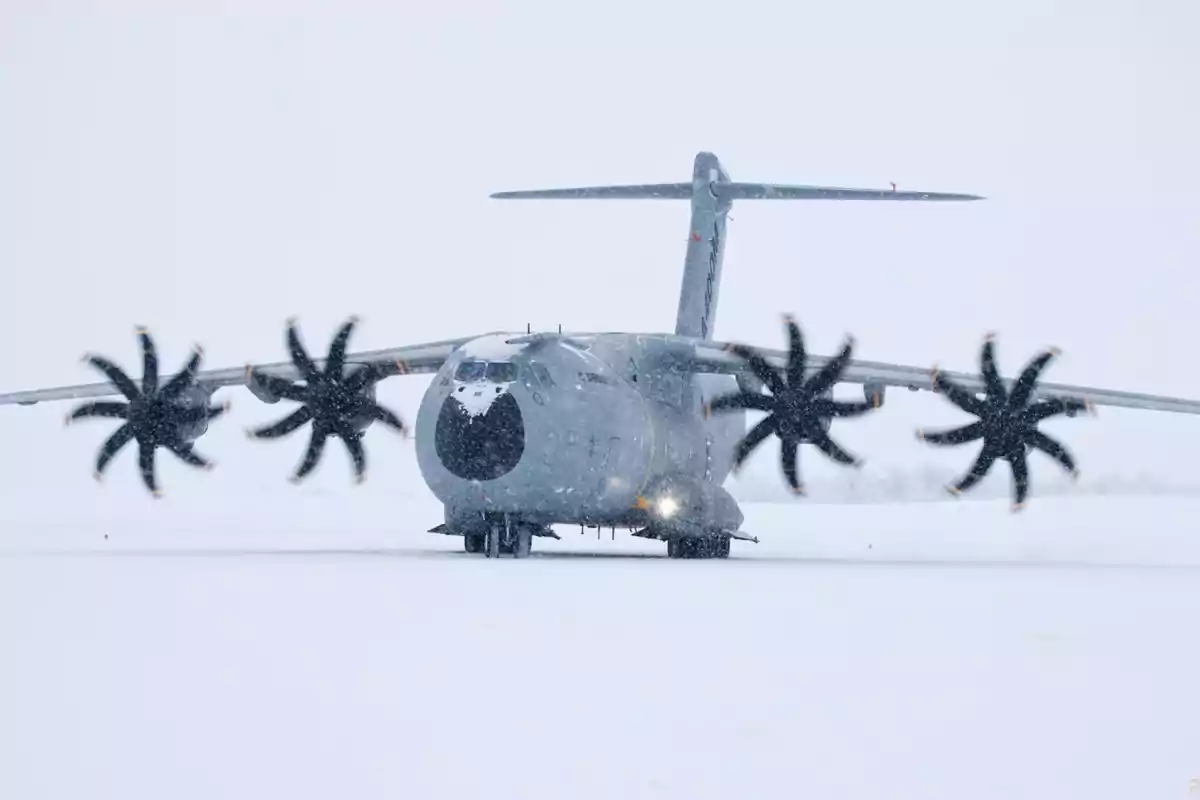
2 489 1197 799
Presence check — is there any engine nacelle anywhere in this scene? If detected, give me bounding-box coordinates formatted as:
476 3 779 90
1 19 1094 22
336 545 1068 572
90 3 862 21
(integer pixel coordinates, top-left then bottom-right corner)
247 373 284 404
864 382 886 407
171 385 218 443
735 369 764 396
347 379 379 433
246 361 380 431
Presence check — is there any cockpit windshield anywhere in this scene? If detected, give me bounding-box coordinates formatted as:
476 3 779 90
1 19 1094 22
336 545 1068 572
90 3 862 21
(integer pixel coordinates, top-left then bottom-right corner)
455 361 487 381
486 362 518 383
454 360 518 384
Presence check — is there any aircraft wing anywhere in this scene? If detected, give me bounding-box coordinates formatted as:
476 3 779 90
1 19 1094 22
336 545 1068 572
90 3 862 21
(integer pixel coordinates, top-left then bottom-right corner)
0 334 480 408
667 335 1200 416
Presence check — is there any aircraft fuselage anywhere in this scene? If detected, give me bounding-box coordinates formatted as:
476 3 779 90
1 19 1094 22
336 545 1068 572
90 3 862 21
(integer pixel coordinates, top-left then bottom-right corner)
413 332 747 540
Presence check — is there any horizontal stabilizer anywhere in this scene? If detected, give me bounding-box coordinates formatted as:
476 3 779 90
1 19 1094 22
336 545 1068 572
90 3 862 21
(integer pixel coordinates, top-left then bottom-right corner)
721 182 983 202
491 182 982 202
491 183 693 200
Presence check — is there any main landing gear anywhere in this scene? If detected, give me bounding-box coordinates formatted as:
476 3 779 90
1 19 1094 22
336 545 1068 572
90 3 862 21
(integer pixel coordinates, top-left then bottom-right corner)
463 514 533 558
666 535 731 559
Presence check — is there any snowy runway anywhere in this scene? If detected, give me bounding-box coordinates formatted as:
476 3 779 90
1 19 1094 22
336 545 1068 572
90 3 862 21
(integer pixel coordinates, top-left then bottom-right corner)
2 495 1198 799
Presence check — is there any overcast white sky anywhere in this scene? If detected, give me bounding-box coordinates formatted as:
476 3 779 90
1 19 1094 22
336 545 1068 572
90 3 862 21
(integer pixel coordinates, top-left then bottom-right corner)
0 0 1197 506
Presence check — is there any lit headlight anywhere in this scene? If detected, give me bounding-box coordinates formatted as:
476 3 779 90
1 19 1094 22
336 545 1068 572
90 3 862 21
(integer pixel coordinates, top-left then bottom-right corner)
655 495 680 519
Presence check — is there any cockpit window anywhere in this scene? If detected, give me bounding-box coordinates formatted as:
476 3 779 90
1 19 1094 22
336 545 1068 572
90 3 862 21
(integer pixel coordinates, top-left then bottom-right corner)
455 361 486 381
486 362 517 383
455 360 518 383
529 362 554 387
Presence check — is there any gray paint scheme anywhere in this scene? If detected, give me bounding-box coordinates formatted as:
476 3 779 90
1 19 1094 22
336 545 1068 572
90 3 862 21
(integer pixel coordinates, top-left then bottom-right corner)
3 152 1199 557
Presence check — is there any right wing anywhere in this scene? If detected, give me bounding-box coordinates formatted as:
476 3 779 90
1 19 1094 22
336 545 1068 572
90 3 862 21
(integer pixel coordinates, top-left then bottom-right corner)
664 335 1200 416
0 334 482 408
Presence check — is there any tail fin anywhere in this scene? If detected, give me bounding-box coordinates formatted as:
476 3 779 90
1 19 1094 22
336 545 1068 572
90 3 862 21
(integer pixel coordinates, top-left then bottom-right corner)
491 152 982 340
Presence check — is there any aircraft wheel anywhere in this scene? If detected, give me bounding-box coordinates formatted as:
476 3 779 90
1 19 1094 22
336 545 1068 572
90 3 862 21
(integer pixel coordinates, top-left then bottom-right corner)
512 526 533 558
666 538 683 558
464 534 485 554
485 523 501 558
715 536 731 559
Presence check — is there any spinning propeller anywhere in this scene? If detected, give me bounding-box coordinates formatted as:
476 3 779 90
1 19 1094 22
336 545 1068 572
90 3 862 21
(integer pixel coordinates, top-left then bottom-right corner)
245 316 407 483
705 316 881 494
65 327 228 496
917 333 1093 510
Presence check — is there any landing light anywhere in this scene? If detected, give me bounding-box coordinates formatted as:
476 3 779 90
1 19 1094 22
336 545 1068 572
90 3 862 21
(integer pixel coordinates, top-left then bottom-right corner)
656 495 680 519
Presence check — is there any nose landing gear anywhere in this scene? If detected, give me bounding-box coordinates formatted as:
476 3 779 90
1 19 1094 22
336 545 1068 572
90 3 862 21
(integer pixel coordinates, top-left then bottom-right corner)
464 514 534 558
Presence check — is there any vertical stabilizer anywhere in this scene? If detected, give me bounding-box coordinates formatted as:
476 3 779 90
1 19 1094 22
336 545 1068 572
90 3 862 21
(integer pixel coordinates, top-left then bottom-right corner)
676 152 730 339
490 153 982 341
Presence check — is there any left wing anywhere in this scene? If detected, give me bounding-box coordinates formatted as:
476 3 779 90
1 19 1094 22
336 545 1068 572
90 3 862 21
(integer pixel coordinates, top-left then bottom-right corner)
0 334 480 408
664 335 1200 416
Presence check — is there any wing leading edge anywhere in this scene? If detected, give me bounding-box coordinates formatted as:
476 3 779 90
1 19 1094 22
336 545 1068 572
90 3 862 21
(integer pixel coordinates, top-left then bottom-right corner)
669 335 1200 416
0 334 481 408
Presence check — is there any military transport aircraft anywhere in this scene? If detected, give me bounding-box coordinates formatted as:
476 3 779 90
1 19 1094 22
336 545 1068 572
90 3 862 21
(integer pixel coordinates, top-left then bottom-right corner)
3 151 1200 560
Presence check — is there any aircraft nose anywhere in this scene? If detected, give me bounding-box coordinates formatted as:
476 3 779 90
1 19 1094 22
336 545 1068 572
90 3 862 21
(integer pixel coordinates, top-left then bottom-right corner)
434 386 525 481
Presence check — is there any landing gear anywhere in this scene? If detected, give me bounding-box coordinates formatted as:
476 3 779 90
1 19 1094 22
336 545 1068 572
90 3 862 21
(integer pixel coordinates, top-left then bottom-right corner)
666 534 731 559
486 522 501 558
512 524 532 558
474 514 534 558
